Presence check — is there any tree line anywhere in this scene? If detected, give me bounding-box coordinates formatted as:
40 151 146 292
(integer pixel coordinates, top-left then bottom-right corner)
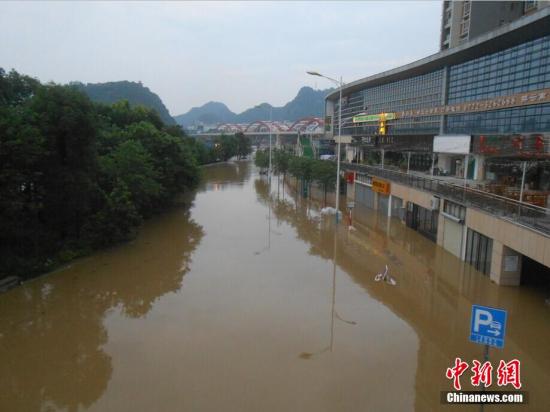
255 149 338 205
0 68 250 279
198 133 252 164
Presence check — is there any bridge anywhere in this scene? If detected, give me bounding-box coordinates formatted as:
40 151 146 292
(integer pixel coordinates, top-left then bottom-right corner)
189 117 326 138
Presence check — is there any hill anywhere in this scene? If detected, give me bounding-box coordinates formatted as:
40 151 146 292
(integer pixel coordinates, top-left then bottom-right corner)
174 101 237 125
75 81 176 125
174 86 333 127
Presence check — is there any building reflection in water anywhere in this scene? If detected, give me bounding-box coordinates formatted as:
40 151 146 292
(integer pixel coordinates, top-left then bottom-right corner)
255 175 550 412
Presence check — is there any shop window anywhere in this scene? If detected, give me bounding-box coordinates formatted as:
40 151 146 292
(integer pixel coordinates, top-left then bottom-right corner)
406 203 439 242
465 229 493 275
443 200 466 220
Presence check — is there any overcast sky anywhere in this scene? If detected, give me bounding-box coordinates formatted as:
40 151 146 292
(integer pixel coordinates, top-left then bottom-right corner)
0 1 442 116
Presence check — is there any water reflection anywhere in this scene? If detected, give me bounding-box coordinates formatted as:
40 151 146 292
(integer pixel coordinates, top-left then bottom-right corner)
1 163 549 412
256 175 550 412
0 204 204 411
200 160 251 191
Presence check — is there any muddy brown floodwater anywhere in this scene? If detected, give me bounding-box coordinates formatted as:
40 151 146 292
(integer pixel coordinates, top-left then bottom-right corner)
1 161 549 412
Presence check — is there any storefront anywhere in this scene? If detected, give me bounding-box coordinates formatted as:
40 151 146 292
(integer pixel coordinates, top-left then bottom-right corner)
471 133 550 207
464 229 493 276
390 196 404 221
372 177 391 215
433 135 474 178
441 200 466 258
355 181 375 209
406 202 439 242
483 158 550 207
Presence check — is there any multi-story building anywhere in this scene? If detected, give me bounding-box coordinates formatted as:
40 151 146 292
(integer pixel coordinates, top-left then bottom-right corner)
324 6 550 288
440 0 550 50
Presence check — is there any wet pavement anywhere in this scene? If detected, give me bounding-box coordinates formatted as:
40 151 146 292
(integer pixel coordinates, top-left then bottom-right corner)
0 161 549 411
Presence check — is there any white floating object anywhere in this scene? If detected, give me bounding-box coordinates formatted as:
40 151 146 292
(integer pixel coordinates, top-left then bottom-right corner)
374 265 397 286
374 265 388 282
320 207 337 215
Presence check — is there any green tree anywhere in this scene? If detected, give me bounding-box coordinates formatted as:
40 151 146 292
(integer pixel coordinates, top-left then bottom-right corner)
288 156 313 196
273 150 290 176
30 84 100 241
254 149 269 170
83 179 142 247
0 69 203 279
0 68 40 106
214 134 238 161
235 132 252 159
311 159 337 206
99 140 162 216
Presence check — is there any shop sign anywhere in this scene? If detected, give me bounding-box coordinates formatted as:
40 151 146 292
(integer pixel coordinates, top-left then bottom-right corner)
352 135 433 152
473 133 548 156
434 135 471 154
353 112 396 123
398 87 550 119
372 178 390 195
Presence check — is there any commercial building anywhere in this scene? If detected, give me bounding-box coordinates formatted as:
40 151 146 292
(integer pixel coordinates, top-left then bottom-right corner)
324 6 550 287
440 0 550 50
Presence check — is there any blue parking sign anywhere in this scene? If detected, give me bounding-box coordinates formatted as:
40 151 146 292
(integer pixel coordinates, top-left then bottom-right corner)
470 305 507 349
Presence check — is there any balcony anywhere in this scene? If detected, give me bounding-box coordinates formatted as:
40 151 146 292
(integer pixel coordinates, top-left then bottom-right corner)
343 163 550 237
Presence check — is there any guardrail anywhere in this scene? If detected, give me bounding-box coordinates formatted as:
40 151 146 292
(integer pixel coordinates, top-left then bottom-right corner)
343 162 550 237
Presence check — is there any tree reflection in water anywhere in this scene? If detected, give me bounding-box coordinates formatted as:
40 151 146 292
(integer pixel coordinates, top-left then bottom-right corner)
0 200 204 412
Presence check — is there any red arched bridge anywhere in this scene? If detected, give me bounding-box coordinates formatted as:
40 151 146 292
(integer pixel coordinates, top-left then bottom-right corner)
196 117 325 136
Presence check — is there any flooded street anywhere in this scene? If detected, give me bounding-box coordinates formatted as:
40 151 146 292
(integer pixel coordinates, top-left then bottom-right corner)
1 161 549 411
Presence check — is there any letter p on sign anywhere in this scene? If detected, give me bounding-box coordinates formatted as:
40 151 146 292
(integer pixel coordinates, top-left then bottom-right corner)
473 309 492 332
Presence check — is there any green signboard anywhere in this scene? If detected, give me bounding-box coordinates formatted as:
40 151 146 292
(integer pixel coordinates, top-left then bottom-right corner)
352 113 396 123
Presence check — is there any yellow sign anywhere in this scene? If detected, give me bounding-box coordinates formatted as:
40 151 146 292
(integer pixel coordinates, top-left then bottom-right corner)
379 113 387 135
371 178 390 195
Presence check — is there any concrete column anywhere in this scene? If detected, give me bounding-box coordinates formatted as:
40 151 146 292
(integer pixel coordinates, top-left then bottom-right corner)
347 181 355 201
436 213 445 247
463 154 470 182
490 241 522 286
474 154 485 181
461 226 468 261
440 65 449 134
438 153 452 175
373 191 379 211
387 194 392 217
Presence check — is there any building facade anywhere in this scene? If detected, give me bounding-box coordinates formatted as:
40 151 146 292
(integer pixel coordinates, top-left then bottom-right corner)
440 0 550 50
325 6 550 288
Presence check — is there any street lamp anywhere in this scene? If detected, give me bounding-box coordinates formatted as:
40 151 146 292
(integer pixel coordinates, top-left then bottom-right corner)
269 106 273 182
307 70 344 223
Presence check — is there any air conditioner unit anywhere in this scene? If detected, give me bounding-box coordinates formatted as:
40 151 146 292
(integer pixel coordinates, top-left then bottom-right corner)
430 196 440 211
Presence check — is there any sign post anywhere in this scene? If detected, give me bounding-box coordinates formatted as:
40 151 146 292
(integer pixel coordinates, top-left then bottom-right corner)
469 305 508 411
470 305 507 349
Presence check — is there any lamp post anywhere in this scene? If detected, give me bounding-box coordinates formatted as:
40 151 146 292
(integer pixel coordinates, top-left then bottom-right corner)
307 71 344 223
269 106 273 182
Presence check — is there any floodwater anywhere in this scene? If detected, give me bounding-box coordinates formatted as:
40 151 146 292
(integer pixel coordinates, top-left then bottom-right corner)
1 161 549 412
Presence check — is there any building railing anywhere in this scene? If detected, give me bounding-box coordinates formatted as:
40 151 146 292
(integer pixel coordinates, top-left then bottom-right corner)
343 162 550 237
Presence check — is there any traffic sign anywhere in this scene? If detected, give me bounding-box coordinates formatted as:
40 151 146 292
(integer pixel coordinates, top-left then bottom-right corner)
470 305 507 349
